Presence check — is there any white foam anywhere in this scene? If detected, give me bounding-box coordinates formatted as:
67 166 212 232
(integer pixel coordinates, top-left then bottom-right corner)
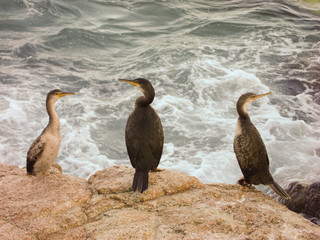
153 56 320 185
1 1 319 189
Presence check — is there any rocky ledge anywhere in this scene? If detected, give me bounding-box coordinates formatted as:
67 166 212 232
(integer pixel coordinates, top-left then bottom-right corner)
0 163 319 240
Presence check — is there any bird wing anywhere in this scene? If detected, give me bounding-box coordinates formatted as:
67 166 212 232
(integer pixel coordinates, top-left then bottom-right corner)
265 153 270 167
234 134 250 170
149 110 164 170
234 119 271 184
125 113 140 168
26 136 46 173
125 107 164 170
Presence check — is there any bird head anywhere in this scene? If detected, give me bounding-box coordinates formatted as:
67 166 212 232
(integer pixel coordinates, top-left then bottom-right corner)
237 92 272 117
47 89 75 102
240 92 272 105
118 78 153 96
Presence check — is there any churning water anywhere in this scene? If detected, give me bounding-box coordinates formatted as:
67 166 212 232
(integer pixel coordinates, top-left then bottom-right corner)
1 0 320 194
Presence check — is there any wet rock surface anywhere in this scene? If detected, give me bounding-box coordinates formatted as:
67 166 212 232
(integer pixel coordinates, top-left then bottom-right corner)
277 181 320 226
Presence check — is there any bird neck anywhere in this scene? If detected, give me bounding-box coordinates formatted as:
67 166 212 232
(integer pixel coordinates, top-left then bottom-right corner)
46 99 60 132
236 101 250 120
135 88 155 106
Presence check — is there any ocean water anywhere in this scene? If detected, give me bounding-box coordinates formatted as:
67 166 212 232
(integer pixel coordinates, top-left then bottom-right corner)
1 0 320 194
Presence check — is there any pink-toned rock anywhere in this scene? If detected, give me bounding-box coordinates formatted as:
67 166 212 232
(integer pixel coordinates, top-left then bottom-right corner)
85 166 203 222
0 163 90 240
0 163 319 240
88 166 203 201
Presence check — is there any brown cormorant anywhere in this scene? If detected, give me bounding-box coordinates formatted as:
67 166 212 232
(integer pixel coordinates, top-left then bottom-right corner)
119 78 164 193
26 89 74 175
233 92 290 199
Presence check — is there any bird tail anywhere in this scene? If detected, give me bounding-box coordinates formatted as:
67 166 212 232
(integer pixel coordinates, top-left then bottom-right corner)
268 181 291 199
132 170 149 193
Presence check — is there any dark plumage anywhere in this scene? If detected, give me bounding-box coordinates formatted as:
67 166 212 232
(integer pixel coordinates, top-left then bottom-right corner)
119 78 164 193
233 92 290 199
26 89 74 175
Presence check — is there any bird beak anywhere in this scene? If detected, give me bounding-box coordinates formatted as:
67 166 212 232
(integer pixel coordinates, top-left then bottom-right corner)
253 92 272 100
58 92 75 97
118 78 139 87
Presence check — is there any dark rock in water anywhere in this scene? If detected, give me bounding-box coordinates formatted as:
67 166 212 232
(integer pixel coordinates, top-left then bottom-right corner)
277 182 320 226
316 148 320 157
300 213 320 226
274 79 306 96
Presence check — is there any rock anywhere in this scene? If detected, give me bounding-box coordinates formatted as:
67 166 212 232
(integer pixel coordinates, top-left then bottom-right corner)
0 163 91 240
0 163 319 240
85 166 203 222
276 181 320 226
88 166 203 201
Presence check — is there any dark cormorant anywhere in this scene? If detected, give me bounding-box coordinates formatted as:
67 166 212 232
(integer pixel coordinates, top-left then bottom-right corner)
26 89 74 175
233 92 290 199
119 78 164 193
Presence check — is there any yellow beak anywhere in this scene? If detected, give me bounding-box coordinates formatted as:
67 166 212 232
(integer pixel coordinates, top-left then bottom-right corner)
58 92 75 97
118 78 139 87
253 92 272 100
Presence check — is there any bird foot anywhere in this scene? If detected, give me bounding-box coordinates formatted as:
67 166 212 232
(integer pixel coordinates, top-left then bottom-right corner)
52 163 63 172
237 177 251 187
152 168 165 172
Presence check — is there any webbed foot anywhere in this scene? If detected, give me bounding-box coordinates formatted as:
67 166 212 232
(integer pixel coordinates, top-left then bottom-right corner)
151 168 165 172
237 177 251 187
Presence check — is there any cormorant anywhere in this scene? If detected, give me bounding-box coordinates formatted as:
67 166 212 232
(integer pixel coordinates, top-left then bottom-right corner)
119 78 164 193
26 89 74 175
233 92 290 199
